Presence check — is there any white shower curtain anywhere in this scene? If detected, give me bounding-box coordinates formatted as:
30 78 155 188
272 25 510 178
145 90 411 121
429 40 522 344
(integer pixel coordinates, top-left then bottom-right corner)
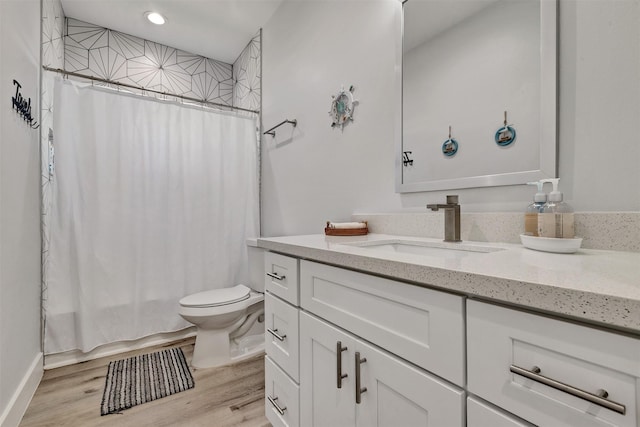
45 79 259 354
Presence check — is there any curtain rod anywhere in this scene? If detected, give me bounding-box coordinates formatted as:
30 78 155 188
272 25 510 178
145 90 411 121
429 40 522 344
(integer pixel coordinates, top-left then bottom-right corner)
42 66 260 115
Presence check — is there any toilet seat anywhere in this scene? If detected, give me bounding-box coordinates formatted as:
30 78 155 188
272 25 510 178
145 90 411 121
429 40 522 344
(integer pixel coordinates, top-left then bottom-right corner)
179 284 251 308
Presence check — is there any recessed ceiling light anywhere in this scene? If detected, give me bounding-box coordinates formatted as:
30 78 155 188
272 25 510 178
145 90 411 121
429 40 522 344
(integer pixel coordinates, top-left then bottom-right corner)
145 12 166 25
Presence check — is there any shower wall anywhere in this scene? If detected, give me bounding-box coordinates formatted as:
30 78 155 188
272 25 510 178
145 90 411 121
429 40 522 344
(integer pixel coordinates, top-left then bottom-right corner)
41 0 65 340
41 6 261 109
233 31 261 112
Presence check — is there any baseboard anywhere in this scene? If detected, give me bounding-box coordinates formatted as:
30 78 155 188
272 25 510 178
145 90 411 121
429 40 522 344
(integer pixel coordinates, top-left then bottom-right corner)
44 327 197 370
0 352 43 427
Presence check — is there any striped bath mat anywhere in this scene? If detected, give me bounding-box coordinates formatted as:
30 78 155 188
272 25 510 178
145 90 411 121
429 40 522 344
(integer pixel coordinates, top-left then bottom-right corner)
100 347 195 415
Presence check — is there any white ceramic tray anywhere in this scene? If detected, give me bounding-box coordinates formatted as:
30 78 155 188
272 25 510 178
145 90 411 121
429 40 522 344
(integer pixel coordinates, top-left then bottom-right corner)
520 234 583 254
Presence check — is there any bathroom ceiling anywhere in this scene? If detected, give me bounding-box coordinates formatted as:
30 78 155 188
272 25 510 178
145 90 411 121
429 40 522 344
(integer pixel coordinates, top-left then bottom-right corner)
59 0 283 63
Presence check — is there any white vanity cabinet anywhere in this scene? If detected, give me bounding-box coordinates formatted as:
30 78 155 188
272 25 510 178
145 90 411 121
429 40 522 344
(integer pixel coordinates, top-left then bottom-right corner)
260 235 640 427
264 252 301 427
467 300 640 427
298 259 465 427
300 311 465 427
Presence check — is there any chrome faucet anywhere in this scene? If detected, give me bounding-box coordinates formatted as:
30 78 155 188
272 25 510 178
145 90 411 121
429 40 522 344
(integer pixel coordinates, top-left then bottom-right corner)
426 195 461 242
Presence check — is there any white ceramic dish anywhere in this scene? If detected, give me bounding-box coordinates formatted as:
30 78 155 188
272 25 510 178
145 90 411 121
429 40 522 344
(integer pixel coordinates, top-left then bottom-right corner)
520 234 583 254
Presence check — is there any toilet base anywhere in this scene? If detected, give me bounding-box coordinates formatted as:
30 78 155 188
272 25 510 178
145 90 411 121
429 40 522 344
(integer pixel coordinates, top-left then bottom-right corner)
191 325 264 369
191 329 231 369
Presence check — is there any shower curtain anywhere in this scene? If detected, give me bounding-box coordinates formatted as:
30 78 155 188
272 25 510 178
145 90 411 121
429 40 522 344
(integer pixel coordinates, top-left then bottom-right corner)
45 79 259 354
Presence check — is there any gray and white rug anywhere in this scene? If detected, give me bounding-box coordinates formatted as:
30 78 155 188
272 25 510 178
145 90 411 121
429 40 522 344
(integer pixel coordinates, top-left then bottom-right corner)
100 347 195 415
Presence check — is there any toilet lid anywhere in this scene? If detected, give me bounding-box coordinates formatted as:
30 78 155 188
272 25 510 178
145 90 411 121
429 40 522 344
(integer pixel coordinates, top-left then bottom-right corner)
179 285 251 308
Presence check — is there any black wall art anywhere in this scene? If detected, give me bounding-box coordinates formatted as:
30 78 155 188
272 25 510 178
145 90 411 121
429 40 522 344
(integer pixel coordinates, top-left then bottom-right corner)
12 79 39 129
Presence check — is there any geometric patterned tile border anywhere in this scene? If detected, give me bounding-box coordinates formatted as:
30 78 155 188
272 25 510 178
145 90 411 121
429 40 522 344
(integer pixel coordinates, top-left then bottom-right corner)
233 30 261 111
42 0 65 69
65 18 235 106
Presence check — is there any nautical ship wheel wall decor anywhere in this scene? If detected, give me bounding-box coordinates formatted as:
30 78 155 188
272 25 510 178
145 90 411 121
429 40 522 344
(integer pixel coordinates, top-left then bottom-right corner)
329 85 358 130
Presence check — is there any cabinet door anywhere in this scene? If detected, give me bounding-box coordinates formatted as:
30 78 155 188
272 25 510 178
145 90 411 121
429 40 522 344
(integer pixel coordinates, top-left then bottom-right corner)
301 311 465 427
355 335 465 427
300 312 356 427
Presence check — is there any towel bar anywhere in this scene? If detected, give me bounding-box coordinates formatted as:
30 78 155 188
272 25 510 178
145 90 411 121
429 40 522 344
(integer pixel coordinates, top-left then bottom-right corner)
264 119 297 137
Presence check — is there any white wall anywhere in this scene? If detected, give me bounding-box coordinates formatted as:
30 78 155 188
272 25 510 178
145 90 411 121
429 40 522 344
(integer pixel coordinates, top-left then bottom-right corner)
261 0 640 237
0 0 43 425
262 0 402 236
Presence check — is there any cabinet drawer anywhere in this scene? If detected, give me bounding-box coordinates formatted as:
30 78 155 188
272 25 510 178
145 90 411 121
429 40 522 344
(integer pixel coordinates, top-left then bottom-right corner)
265 252 299 305
468 397 534 427
265 292 299 382
300 260 465 386
265 356 300 427
468 300 640 427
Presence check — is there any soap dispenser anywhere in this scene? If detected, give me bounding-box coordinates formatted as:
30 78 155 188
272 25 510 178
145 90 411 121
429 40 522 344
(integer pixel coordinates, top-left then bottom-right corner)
538 178 574 238
525 181 547 236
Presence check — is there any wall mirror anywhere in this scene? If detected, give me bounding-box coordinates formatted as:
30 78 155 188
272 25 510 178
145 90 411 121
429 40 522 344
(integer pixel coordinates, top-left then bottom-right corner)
396 0 557 193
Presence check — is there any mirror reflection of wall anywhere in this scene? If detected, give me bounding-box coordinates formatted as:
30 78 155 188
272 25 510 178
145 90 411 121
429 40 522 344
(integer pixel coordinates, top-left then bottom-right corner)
401 0 554 191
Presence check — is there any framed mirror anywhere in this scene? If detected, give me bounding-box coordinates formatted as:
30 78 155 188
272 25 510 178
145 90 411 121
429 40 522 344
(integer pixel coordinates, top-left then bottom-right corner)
396 0 557 193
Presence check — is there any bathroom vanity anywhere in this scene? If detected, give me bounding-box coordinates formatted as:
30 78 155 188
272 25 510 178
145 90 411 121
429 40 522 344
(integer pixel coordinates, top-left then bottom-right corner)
260 234 640 427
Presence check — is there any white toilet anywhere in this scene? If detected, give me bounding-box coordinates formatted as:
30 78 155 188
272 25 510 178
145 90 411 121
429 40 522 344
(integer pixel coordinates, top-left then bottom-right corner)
179 241 265 369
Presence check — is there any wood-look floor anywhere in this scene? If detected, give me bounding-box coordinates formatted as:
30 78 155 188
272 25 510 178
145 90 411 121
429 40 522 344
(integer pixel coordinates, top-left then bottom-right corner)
20 338 271 427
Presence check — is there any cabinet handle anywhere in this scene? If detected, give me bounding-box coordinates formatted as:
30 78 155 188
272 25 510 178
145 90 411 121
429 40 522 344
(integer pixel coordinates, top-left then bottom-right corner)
266 272 286 281
510 365 626 415
267 395 287 416
355 351 367 404
337 341 348 388
267 328 287 341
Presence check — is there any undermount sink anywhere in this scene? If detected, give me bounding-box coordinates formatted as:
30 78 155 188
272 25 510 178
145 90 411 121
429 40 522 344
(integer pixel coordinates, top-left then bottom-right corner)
341 239 504 259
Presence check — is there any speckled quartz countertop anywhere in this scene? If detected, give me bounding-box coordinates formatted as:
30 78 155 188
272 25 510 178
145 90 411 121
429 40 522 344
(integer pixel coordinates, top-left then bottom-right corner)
257 234 640 335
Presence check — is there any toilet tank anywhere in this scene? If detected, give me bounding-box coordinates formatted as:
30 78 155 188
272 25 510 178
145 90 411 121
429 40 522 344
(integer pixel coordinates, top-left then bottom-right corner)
246 238 265 293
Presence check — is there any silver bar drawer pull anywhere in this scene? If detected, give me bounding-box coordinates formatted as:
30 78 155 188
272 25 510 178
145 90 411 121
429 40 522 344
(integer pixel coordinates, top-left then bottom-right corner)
267 328 286 341
355 352 367 404
337 341 348 388
510 365 626 415
266 272 285 281
268 395 287 416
